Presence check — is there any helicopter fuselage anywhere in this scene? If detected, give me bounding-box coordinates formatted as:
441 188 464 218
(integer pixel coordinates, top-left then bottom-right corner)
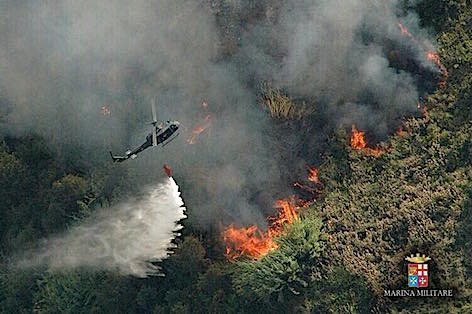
110 121 180 162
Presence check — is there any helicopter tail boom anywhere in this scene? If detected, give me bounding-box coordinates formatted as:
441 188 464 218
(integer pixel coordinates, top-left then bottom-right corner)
109 151 128 162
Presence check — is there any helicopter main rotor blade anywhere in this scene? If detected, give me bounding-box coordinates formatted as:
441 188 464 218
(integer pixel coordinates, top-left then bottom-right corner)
151 98 157 123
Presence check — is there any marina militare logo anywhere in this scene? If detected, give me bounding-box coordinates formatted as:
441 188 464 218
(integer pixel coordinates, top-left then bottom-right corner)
406 253 430 288
383 253 453 297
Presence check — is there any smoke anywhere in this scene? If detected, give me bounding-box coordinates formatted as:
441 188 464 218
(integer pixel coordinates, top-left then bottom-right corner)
0 0 439 229
0 0 221 156
0 0 279 227
18 177 186 277
230 0 436 135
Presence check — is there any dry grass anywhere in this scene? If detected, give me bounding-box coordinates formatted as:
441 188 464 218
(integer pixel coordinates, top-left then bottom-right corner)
259 84 312 120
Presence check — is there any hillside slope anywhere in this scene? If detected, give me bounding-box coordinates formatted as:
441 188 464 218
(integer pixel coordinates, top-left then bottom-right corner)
232 2 472 312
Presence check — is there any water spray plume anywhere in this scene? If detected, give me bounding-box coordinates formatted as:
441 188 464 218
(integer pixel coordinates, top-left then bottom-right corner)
18 177 186 277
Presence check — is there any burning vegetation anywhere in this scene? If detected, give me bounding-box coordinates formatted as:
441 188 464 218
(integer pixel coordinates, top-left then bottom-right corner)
397 22 448 87
350 125 383 157
223 197 299 260
307 166 319 184
350 125 368 150
187 100 212 144
425 50 448 86
395 126 407 137
397 22 413 38
187 114 211 144
2 0 469 312
293 166 322 197
223 166 321 260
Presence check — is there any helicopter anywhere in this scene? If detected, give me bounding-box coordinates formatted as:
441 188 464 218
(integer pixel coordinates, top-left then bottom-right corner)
110 99 180 162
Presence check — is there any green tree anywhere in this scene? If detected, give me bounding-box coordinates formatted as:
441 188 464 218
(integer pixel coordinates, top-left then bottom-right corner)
232 216 325 312
42 175 88 233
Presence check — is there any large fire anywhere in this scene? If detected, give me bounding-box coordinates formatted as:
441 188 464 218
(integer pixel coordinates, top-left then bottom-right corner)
350 125 383 157
223 197 298 260
223 225 275 259
187 114 211 144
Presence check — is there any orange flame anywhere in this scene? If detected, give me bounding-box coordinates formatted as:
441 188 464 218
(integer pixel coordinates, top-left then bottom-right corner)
350 125 367 149
223 197 298 260
293 166 321 195
268 198 298 237
425 50 448 80
398 23 412 38
350 125 383 157
421 105 429 119
223 225 275 259
307 166 319 183
395 126 407 137
396 22 448 86
417 102 429 118
187 114 211 144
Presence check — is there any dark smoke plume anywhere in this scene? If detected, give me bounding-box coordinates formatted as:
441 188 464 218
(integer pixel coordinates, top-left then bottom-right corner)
0 0 438 229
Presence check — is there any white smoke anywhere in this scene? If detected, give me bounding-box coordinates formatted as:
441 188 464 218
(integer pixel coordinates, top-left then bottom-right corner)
19 177 186 277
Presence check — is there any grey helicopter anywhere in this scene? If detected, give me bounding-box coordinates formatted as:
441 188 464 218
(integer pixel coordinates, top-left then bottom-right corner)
110 99 180 162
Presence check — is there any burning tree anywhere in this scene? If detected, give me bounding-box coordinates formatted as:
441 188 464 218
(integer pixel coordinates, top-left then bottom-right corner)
350 125 383 157
231 215 325 308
